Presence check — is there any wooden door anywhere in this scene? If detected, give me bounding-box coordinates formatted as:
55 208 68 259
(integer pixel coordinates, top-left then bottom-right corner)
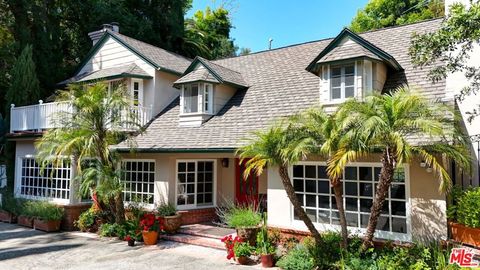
235 158 259 206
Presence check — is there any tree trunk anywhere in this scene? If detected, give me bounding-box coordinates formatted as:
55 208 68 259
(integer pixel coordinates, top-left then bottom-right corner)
114 192 125 224
361 151 395 250
331 178 348 249
278 165 322 245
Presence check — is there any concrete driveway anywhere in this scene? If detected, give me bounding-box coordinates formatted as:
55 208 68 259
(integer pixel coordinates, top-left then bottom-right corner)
0 223 264 270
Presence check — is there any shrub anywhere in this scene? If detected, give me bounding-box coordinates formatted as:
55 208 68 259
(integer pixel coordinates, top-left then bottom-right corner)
456 188 480 228
75 207 97 232
277 244 315 270
224 206 261 228
233 242 254 257
305 232 342 269
22 201 64 221
156 203 176 217
0 195 24 215
98 223 126 237
446 185 466 221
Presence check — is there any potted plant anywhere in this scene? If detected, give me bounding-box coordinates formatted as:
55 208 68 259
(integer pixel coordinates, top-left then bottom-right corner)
233 242 254 265
0 195 21 223
18 200 36 227
225 205 262 246
125 235 135 247
139 213 162 245
256 215 276 268
33 202 64 232
221 235 242 261
157 203 181 234
448 187 480 246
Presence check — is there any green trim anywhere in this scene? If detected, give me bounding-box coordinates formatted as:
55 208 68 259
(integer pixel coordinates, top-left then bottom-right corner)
116 147 236 153
306 28 402 73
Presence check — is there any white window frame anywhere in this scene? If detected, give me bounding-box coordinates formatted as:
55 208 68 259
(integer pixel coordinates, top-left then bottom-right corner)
329 63 356 102
130 79 144 107
180 83 214 115
175 159 217 210
15 155 72 204
289 161 412 242
121 159 156 206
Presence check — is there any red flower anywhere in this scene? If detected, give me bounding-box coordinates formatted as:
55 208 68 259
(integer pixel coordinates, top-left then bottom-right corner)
125 236 132 241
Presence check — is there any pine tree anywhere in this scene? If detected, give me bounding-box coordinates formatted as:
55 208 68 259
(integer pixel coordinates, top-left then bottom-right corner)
5 44 40 110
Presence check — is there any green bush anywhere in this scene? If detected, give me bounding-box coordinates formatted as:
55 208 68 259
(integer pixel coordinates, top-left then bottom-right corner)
446 185 466 220
75 207 97 232
21 201 64 221
0 195 24 215
456 188 480 228
156 203 177 217
233 242 254 257
98 223 126 237
277 244 315 270
224 206 261 228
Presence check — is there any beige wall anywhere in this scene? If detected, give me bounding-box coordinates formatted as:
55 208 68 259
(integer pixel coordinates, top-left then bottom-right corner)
267 154 447 242
120 152 268 209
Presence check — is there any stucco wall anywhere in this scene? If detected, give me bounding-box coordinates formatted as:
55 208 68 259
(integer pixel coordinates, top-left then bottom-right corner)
267 154 447 242
13 139 37 195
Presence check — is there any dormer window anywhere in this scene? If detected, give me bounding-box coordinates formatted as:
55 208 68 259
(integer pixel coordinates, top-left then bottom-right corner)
181 83 213 114
330 64 355 101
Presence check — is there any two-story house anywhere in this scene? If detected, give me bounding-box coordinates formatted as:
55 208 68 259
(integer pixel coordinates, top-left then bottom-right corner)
7 2 480 241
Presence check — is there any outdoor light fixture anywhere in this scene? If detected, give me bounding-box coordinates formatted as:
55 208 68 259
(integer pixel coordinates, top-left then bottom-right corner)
420 160 426 168
222 158 229 168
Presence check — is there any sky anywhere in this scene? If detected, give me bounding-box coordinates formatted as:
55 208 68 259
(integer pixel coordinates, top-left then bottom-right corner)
187 0 370 53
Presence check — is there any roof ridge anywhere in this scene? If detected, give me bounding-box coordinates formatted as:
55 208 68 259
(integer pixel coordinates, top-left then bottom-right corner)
213 17 443 62
198 56 243 75
108 30 192 61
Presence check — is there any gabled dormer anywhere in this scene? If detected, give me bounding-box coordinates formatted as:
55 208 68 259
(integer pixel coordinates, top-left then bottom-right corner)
174 57 248 127
307 28 402 107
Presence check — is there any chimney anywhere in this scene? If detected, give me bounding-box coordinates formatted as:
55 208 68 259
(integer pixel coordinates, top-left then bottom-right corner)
87 23 120 46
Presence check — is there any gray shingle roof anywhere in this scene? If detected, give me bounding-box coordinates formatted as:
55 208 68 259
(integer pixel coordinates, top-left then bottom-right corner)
174 57 248 88
317 42 382 64
60 64 152 84
109 31 191 75
115 19 445 151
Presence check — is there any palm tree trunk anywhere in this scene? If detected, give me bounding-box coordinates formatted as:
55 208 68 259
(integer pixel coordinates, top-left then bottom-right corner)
331 178 348 249
114 191 125 224
361 151 395 250
278 165 322 245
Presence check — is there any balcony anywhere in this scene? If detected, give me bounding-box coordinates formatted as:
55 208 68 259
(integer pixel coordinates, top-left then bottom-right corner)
10 100 153 133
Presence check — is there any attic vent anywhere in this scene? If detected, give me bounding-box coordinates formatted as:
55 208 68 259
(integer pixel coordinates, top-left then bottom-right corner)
88 23 120 46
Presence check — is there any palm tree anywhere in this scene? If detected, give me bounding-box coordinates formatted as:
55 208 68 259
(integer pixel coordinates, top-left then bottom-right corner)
289 108 349 248
237 124 324 245
35 82 141 223
329 87 470 249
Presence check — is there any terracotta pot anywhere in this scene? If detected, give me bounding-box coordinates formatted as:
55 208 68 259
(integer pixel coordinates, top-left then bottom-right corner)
236 256 250 265
127 239 135 247
162 214 182 234
0 210 17 223
34 219 61 232
142 230 159 245
449 221 480 247
236 226 260 246
17 215 34 228
261 254 275 268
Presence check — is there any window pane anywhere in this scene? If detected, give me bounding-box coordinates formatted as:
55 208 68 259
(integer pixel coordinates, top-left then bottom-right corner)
377 216 390 231
345 75 354 87
391 184 405 199
305 166 316 178
391 201 406 216
345 182 358 196
332 88 341 99
345 65 355 75
305 180 316 193
293 165 303 177
344 167 357 180
294 179 304 192
318 195 329 209
306 195 316 207
345 86 355 98
318 166 328 179
331 67 341 77
359 167 372 181
360 183 373 197
346 212 358 227
360 199 372 212
331 77 341 88
318 210 330 223
392 218 407 233
345 198 358 211
190 85 198 112
318 180 329 194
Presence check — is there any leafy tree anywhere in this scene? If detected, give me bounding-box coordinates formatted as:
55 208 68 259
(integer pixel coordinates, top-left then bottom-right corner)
35 83 141 223
237 123 324 246
410 2 480 121
329 88 469 249
184 6 236 59
239 47 252 56
350 0 444 32
5 44 40 109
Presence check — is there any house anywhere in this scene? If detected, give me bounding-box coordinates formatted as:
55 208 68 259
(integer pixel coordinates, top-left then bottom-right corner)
7 1 480 241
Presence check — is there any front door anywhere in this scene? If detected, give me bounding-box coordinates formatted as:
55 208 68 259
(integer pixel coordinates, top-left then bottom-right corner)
235 159 259 206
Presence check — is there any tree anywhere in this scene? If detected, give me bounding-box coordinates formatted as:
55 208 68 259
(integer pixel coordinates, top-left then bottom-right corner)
290 108 349 248
350 0 444 33
330 88 470 249
5 44 40 109
35 83 141 223
237 124 324 246
410 2 480 121
239 47 251 56
183 6 237 59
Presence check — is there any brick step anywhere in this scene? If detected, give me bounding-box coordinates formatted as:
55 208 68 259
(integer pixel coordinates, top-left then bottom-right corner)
177 227 236 240
161 233 226 250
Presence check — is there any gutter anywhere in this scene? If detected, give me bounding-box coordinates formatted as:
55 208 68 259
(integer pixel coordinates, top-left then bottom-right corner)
115 147 236 154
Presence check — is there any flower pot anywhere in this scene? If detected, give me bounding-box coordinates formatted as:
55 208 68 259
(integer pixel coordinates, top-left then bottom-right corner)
236 226 260 246
127 239 135 247
260 254 275 268
34 219 61 232
142 230 159 245
162 214 182 234
236 256 250 265
17 215 34 228
449 221 480 247
0 210 16 223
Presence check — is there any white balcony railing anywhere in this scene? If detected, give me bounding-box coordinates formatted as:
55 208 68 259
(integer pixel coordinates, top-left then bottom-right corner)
10 100 153 133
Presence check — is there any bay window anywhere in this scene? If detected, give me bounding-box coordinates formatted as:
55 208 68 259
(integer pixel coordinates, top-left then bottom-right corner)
330 64 355 101
181 83 213 114
176 160 215 209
